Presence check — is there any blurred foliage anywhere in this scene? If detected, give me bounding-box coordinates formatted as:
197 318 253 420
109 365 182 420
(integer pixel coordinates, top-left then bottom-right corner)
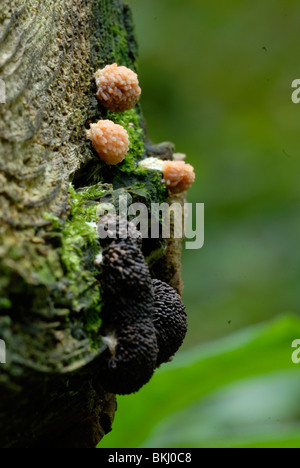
99 0 300 448
127 0 300 346
100 315 300 448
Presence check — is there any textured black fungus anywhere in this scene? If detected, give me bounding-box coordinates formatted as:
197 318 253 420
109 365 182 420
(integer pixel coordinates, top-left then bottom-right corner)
99 216 157 394
97 214 142 248
99 320 157 395
152 279 187 366
101 240 152 299
98 215 188 395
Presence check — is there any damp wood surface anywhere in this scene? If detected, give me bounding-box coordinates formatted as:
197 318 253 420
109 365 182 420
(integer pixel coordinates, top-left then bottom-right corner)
0 0 184 448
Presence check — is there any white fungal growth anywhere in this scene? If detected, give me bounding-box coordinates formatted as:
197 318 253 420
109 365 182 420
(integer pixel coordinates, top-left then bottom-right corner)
94 252 103 266
139 157 165 172
102 333 118 358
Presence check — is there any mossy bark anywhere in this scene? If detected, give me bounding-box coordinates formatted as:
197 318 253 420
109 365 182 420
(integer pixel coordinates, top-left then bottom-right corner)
0 0 184 448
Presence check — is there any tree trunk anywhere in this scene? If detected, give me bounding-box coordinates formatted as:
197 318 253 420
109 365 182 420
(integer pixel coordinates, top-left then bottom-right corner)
0 0 184 448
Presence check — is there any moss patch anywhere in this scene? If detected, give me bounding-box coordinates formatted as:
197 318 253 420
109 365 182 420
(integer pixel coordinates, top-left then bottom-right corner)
107 108 145 172
92 0 138 72
44 184 110 346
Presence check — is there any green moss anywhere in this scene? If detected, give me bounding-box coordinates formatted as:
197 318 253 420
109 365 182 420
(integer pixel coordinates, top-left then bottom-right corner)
92 0 138 71
43 212 63 230
44 184 109 347
63 184 107 344
107 108 145 173
61 184 102 275
134 170 168 207
104 108 168 207
106 109 168 206
110 23 131 67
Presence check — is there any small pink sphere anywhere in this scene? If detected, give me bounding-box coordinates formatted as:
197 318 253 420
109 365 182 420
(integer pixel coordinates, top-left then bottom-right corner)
94 63 141 112
163 161 195 193
86 120 129 165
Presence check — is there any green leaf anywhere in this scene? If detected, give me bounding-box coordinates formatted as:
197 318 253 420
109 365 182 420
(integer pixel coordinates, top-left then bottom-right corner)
142 371 300 448
99 314 300 448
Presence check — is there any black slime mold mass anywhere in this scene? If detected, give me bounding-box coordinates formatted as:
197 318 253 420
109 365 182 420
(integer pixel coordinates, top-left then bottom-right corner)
152 278 187 367
98 214 187 395
100 319 158 395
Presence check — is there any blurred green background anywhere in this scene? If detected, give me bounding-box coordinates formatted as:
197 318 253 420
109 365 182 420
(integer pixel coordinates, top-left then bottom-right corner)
100 0 300 448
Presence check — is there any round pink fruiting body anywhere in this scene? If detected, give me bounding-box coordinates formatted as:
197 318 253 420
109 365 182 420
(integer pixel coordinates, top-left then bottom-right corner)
94 63 141 112
163 160 195 193
86 120 129 165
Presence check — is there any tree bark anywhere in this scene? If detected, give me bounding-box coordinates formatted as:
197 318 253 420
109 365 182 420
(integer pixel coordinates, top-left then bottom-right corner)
0 0 184 448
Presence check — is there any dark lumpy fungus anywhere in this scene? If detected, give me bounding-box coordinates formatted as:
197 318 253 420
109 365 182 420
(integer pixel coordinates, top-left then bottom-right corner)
97 214 142 249
101 240 151 298
152 278 187 367
98 214 188 395
99 217 157 394
100 240 154 326
99 319 158 395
